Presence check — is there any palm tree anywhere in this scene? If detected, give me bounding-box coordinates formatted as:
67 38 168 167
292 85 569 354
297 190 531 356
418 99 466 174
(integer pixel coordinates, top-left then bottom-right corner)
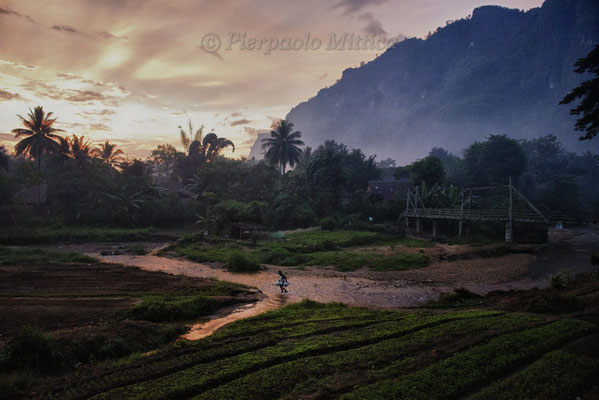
12 106 64 169
188 132 235 163
261 119 304 174
57 136 71 160
93 141 124 166
69 135 93 161
179 114 204 154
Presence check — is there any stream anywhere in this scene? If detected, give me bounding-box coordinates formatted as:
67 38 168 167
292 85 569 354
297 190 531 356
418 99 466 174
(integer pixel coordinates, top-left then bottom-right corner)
91 226 598 340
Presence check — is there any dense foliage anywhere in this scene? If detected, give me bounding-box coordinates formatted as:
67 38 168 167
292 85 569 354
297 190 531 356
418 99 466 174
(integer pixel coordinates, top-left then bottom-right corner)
1 110 598 232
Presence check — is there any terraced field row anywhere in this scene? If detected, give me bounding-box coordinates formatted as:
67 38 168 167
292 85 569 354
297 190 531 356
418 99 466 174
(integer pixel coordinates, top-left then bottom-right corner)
37 301 599 400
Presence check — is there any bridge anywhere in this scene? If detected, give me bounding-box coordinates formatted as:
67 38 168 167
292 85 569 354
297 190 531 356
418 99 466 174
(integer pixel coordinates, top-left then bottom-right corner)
401 179 599 243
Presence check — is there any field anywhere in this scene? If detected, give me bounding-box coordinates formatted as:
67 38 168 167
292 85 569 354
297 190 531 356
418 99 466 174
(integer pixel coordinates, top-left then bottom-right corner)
0 246 259 399
162 230 432 272
1 229 598 399
22 286 599 400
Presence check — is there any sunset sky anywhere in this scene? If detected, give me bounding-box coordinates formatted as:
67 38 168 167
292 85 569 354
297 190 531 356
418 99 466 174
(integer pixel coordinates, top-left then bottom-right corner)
0 0 543 159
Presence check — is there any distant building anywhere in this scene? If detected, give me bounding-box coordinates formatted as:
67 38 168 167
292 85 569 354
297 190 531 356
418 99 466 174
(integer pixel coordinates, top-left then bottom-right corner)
367 178 411 202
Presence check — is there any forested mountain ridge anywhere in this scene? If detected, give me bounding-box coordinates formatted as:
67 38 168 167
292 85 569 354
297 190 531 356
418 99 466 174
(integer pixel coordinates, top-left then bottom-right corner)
285 0 599 163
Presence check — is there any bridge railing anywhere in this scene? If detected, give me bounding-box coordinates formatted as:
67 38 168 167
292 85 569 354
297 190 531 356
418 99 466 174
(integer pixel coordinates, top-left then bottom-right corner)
401 208 598 224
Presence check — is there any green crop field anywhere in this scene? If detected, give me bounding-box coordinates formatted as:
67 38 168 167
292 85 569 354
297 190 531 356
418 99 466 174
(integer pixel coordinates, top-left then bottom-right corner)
32 300 598 400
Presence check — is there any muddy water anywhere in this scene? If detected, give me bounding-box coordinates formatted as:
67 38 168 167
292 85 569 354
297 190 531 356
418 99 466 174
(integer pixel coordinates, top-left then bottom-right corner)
529 226 599 284
97 253 440 339
182 295 288 340
93 226 599 340
98 253 438 309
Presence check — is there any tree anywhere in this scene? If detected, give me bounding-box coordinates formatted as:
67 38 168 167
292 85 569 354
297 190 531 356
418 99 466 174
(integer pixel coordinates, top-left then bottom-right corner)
12 106 64 169
178 115 204 154
0 145 8 170
149 144 183 178
261 119 304 174
560 44 599 140
93 141 124 166
189 133 235 163
463 135 526 186
57 136 71 160
69 135 93 161
409 156 445 186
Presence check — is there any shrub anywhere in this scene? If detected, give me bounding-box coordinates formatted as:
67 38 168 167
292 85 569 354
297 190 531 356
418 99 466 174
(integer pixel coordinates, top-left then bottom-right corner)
369 253 429 271
125 296 221 322
0 372 35 400
550 270 571 290
228 252 262 273
0 326 61 371
524 293 583 314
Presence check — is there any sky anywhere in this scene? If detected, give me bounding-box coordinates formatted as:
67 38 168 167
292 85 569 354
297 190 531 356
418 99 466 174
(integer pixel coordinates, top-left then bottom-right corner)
0 0 543 159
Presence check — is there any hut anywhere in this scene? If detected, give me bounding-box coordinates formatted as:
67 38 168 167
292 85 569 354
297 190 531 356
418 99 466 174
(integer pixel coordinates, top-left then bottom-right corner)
230 222 268 240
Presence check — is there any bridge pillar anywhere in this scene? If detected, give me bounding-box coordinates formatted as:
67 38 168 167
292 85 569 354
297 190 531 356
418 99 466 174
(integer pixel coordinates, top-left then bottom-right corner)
416 216 421 233
505 221 512 243
432 219 438 238
458 220 463 239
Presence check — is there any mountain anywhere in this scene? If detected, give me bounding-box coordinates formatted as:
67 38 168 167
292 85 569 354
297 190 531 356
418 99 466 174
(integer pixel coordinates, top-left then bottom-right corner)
285 0 599 163
248 132 270 161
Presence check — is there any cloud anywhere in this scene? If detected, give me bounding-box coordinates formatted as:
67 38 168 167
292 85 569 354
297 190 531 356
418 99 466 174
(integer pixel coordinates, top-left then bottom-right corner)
359 13 388 36
331 0 387 15
242 127 268 145
0 59 37 70
90 123 111 131
78 109 116 117
0 90 24 101
51 25 80 34
66 90 105 102
56 73 82 80
230 119 252 126
0 6 34 22
98 31 127 40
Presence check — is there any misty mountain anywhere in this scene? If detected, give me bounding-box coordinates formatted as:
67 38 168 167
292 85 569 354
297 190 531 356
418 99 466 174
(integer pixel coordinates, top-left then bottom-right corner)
285 0 599 163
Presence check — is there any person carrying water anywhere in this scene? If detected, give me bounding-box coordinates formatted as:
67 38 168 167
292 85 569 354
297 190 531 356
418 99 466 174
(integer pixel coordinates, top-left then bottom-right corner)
277 270 289 293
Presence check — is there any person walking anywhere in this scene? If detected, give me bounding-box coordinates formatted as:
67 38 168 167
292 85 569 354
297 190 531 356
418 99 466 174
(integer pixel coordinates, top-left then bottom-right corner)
277 270 289 293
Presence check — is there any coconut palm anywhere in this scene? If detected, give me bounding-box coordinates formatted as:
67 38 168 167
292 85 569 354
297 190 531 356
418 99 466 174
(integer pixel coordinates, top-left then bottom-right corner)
69 135 93 161
57 136 71 160
12 106 64 169
261 119 304 174
93 141 124 166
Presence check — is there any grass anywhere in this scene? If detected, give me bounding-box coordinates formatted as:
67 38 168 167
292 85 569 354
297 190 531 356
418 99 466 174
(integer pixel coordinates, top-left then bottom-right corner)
227 252 262 273
343 319 596 399
0 246 97 265
124 295 226 323
369 253 430 271
426 286 585 314
125 244 148 255
0 226 156 245
166 230 431 271
20 298 598 400
470 350 599 400
0 324 183 373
